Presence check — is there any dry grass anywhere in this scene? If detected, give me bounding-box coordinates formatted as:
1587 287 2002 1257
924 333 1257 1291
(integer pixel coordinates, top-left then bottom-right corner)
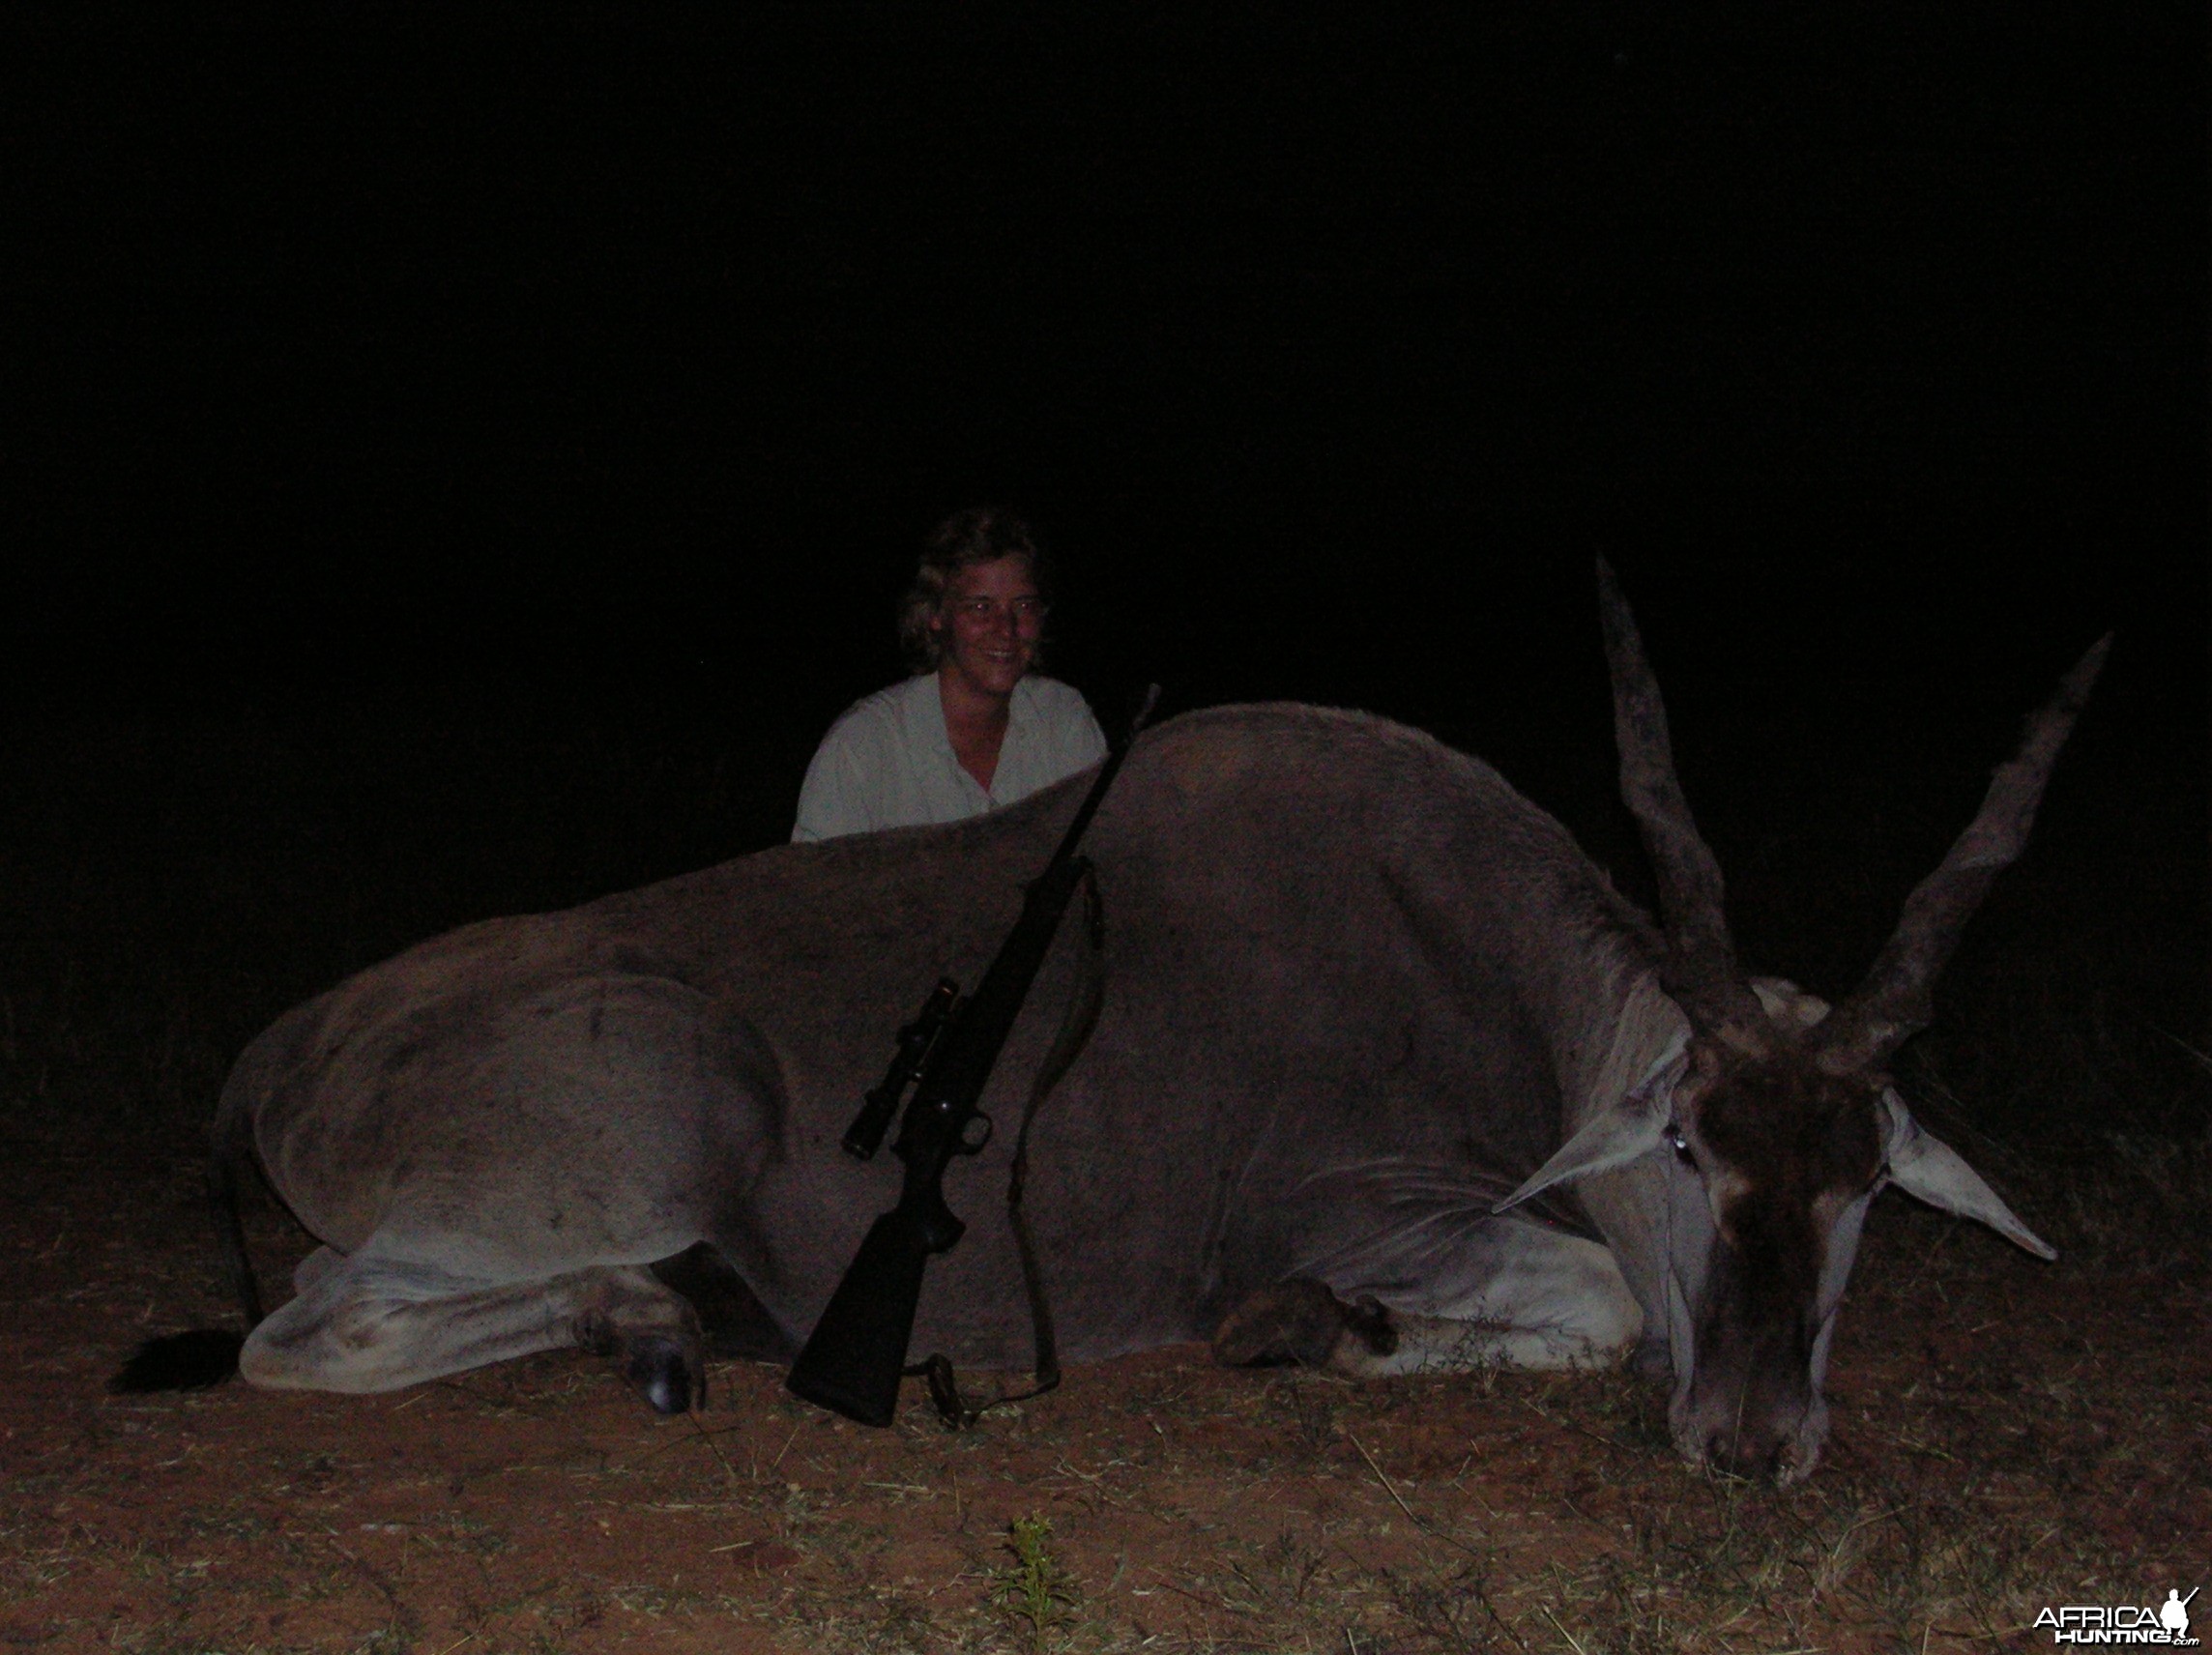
2 945 2204 1655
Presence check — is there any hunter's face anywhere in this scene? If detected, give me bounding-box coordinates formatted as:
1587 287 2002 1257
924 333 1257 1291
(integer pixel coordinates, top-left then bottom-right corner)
933 556 1045 700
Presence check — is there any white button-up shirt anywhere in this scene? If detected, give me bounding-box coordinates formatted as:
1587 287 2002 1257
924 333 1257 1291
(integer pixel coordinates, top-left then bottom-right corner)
791 672 1108 842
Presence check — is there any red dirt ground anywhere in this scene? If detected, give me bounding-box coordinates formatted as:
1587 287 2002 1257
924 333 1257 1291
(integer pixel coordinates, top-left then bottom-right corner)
2 1137 2204 1654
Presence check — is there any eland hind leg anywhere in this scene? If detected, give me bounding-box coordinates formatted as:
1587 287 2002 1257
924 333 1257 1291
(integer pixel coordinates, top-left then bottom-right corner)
239 1251 709 1412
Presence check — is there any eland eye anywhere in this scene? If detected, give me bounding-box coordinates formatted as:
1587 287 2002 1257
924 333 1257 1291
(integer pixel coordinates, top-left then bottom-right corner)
1666 1126 1696 1166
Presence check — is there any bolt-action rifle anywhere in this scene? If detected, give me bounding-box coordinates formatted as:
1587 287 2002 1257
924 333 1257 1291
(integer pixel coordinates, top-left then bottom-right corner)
786 686 1159 1428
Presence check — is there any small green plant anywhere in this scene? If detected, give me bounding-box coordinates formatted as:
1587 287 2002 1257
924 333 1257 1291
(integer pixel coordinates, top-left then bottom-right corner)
992 1514 1078 1654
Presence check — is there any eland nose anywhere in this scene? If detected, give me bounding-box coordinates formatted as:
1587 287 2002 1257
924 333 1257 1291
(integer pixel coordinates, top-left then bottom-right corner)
1703 1423 1794 1481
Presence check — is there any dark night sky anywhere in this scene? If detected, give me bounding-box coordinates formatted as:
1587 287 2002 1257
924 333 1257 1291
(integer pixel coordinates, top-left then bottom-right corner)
5 6 2202 828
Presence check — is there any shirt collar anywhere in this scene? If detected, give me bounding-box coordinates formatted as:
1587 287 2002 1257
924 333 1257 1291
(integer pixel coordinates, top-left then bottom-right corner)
924 669 1030 804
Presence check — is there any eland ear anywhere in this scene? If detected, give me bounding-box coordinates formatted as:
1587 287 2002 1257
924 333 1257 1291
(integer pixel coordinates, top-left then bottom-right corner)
1881 1092 2057 1261
1494 1046 1685 1214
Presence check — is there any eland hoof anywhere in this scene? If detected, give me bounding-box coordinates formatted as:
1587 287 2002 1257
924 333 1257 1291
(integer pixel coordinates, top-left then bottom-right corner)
626 1336 700 1414
1211 1277 1398 1368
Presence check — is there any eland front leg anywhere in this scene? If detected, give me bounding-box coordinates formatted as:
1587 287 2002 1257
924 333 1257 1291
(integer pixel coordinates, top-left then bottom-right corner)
1213 1218 1643 1377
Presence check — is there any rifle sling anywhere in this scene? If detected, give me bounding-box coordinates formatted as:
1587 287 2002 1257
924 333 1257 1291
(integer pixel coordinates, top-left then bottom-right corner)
905 862 1105 1429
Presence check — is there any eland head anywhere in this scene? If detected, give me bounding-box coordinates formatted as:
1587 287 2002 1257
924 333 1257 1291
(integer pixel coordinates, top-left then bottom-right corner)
1505 562 2103 1483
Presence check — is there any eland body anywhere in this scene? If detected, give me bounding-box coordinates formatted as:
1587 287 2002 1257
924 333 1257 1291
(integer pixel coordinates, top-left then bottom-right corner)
123 571 2100 1482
